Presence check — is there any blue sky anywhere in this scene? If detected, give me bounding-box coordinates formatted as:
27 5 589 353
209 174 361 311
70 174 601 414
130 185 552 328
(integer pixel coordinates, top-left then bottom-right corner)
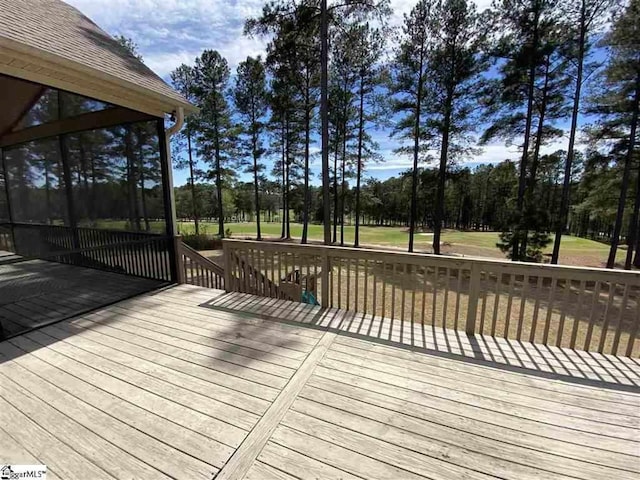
66 0 570 187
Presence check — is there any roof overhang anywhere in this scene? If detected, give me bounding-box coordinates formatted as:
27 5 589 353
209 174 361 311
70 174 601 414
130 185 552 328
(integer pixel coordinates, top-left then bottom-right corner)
0 36 198 119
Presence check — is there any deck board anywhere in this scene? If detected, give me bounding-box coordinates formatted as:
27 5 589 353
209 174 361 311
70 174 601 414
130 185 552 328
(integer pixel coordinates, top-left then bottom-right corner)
1 284 638 480
0 258 165 337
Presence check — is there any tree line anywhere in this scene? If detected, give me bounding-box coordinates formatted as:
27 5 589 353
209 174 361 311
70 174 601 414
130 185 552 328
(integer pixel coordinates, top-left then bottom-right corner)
170 0 639 268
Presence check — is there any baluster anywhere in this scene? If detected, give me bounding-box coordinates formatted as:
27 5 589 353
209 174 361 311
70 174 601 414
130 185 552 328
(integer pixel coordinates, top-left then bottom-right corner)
543 277 558 345
372 260 378 318
421 266 428 325
517 275 529 341
529 276 543 343
401 263 407 322
443 267 450 328
491 272 502 337
271 252 276 298
611 283 630 355
329 254 334 308
355 258 360 312
556 278 574 347
569 279 586 349
338 257 342 309
363 259 369 316
346 257 351 310
391 262 397 319
479 271 488 334
625 296 639 357
453 267 462 331
431 266 438 326
504 273 516 339
381 261 387 318
598 281 617 353
314 254 319 302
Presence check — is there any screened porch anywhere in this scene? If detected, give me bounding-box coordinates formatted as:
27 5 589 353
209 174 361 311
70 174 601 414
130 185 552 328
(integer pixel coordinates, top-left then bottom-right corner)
0 74 178 339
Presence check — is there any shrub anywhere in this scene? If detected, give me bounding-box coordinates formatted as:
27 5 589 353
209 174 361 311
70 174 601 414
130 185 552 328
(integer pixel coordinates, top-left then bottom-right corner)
181 233 223 251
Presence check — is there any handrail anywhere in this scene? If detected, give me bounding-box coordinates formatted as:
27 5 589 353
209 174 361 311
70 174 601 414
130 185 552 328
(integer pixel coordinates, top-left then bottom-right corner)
5 235 173 282
7 221 165 237
179 242 225 277
176 238 225 289
222 239 640 357
222 239 640 283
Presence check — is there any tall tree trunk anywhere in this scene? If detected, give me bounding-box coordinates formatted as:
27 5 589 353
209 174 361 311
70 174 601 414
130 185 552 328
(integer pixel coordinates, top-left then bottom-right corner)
187 129 199 235
513 8 540 261
521 54 550 258
125 127 141 230
213 112 224 238
320 0 331 245
44 159 51 224
607 71 640 268
285 115 291 240
433 88 453 255
354 74 365 248
137 133 150 232
340 123 347 246
409 50 425 253
333 139 339 243
90 154 97 225
553 4 587 264
252 112 262 241
280 119 286 239
625 168 640 269
301 92 311 244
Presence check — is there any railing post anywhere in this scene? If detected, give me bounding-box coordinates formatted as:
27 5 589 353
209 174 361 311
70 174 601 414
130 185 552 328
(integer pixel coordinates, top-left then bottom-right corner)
465 262 480 335
173 235 185 284
223 240 232 292
321 249 330 308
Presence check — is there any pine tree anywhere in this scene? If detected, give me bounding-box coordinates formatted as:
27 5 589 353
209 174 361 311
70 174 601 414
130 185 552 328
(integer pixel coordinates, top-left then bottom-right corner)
550 0 614 263
246 1 320 244
170 64 202 235
351 23 387 248
483 0 565 261
424 0 487 255
234 56 269 240
329 23 358 245
193 50 238 238
390 0 433 253
587 0 640 268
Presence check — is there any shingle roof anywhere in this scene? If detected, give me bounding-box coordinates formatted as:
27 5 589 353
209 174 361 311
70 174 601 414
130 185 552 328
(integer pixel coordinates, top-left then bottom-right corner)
0 0 193 114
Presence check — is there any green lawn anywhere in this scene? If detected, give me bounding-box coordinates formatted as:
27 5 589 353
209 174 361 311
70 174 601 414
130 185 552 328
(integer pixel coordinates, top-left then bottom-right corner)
90 219 624 268
176 221 625 268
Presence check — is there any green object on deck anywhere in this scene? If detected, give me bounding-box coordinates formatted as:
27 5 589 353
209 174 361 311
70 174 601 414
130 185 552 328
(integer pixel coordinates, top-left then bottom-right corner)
301 290 319 305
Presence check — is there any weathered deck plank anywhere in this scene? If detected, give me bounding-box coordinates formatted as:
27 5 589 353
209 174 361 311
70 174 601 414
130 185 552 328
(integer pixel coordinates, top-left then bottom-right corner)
1 284 638 480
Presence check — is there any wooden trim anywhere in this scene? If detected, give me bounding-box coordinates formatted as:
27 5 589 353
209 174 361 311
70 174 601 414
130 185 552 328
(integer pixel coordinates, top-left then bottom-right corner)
223 239 640 285
0 85 45 137
0 107 156 147
0 38 196 116
215 331 337 480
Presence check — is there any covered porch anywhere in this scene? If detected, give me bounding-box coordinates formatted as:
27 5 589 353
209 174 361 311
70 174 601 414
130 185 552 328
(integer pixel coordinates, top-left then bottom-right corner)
0 0 195 339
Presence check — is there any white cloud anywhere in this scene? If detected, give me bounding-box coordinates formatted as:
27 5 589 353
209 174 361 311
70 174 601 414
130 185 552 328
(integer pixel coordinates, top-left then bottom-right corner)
65 0 266 77
67 0 497 78
389 0 493 27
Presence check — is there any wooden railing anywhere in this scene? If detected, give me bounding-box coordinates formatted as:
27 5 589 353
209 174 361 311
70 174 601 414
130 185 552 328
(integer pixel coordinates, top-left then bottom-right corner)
7 223 172 282
176 239 225 289
223 239 640 357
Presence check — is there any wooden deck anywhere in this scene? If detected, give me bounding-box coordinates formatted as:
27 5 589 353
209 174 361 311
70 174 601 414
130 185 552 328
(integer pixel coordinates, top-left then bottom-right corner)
0 254 167 338
0 284 638 480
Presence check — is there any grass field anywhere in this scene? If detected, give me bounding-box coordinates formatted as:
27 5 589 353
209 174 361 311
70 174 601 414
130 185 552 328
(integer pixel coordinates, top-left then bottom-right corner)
177 220 627 268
